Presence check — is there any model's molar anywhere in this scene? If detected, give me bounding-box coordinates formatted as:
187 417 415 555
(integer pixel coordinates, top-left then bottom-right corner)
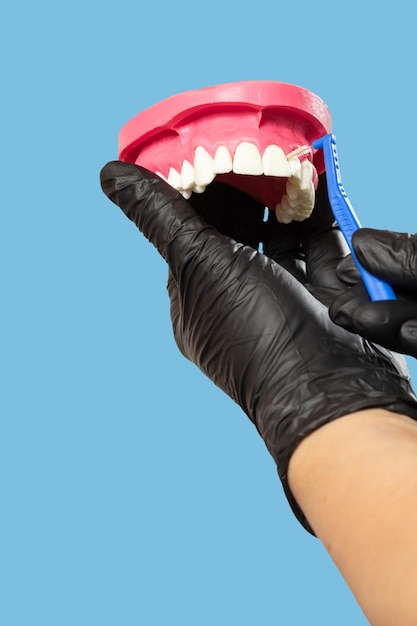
275 159 315 223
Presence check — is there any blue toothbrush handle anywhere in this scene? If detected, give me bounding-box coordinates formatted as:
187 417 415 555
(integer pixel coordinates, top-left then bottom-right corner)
313 134 396 302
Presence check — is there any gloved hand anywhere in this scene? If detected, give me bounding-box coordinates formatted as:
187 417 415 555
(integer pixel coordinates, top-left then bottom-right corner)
329 228 417 358
100 162 417 533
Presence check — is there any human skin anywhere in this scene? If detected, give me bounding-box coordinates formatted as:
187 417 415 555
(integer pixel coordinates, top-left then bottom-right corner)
288 408 417 625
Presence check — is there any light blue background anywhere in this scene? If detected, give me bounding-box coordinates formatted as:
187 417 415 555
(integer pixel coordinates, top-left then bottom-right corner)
2 2 415 624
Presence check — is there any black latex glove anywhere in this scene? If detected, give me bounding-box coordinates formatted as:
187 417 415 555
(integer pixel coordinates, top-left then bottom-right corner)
100 163 417 534
330 229 417 358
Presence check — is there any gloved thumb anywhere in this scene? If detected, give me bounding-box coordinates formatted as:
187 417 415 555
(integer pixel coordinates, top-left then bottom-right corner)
352 228 417 289
100 161 213 262
400 320 417 358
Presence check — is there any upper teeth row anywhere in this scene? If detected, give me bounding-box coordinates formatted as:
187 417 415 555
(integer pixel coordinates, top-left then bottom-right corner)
156 141 316 223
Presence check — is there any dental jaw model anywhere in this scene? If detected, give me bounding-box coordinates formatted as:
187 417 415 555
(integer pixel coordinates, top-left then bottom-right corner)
118 81 332 224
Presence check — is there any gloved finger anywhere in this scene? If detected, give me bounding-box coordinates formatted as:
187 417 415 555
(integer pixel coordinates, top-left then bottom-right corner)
352 228 417 289
328 283 369 332
351 301 417 357
400 320 417 358
101 161 225 269
330 292 417 356
335 254 361 285
101 161 267 298
301 173 350 291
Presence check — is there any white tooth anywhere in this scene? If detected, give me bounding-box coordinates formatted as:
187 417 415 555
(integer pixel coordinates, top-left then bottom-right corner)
294 206 314 221
300 160 313 191
300 188 314 209
167 167 181 189
233 142 263 175
192 184 206 194
214 145 233 173
194 146 215 187
276 177 316 223
297 192 315 216
275 202 292 224
288 157 301 179
180 189 192 200
275 203 284 222
281 194 297 216
287 194 299 209
307 180 315 202
180 160 195 190
286 180 299 201
300 181 314 200
262 145 291 177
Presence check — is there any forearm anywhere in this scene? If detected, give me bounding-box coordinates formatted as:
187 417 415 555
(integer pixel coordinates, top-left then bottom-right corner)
288 408 417 625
